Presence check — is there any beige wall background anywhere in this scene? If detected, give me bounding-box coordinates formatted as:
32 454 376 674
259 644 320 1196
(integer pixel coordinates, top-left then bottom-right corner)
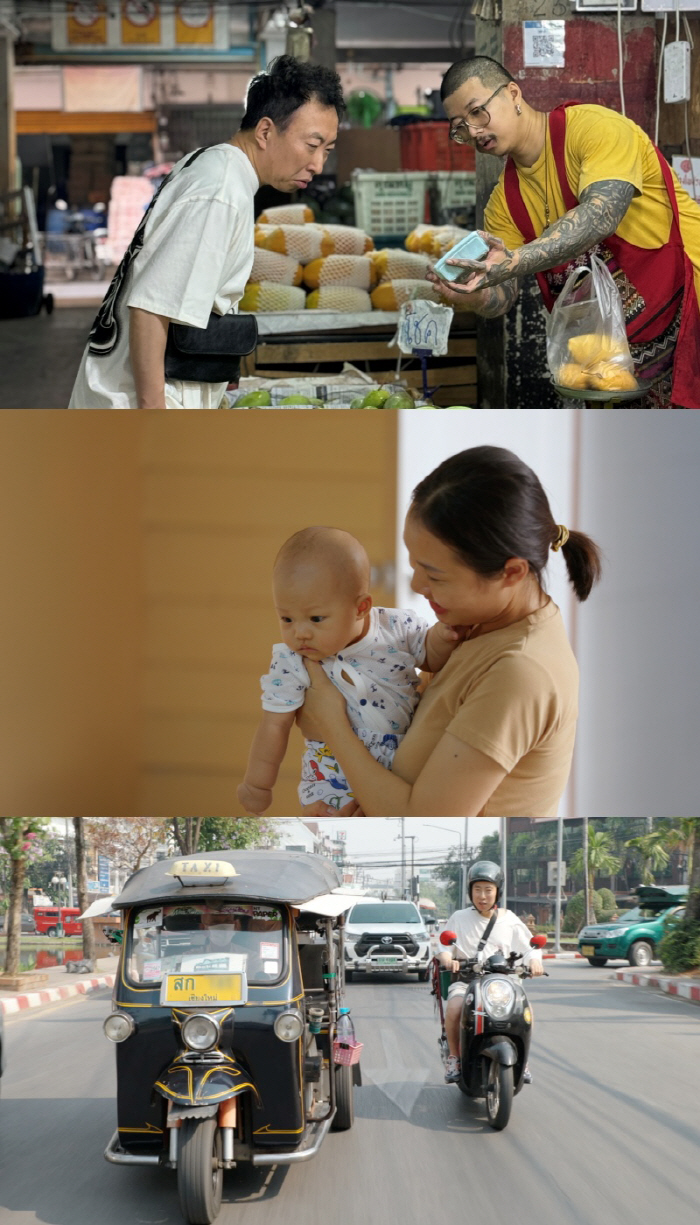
0 412 397 818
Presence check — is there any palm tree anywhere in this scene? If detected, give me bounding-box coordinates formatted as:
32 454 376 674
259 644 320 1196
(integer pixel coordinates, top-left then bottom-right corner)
624 830 670 885
662 818 697 881
570 829 621 915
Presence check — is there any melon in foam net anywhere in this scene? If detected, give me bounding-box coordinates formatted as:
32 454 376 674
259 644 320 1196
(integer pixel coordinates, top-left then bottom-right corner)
239 282 307 312
306 286 373 312
303 255 377 290
256 203 315 225
371 279 441 310
250 248 303 286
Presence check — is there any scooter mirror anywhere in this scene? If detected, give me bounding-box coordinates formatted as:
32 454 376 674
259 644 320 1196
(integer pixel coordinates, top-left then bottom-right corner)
439 930 457 946
530 933 547 948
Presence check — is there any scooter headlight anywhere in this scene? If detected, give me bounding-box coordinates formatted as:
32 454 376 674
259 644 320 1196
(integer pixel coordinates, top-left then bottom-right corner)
273 1010 304 1042
103 1012 135 1043
482 978 516 1019
182 1014 220 1052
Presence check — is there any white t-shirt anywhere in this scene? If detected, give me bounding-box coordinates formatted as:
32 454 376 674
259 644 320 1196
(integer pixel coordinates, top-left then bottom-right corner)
260 606 430 737
444 907 541 968
68 144 259 409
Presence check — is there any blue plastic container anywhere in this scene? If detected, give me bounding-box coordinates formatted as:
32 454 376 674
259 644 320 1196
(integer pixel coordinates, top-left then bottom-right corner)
433 231 489 282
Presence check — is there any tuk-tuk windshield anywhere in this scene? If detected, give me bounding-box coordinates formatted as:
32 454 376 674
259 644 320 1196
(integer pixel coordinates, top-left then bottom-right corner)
127 901 285 985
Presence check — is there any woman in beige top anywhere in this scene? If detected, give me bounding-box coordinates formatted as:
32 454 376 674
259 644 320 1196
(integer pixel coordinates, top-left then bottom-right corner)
300 445 602 817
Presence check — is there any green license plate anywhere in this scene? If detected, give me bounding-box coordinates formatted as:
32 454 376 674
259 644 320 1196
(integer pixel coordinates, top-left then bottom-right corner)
375 956 401 965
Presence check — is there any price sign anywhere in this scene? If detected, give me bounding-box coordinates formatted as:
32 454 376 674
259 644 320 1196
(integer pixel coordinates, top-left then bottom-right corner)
395 301 454 357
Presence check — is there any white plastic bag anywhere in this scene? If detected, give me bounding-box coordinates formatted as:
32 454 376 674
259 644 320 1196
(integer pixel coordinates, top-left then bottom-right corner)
546 254 638 392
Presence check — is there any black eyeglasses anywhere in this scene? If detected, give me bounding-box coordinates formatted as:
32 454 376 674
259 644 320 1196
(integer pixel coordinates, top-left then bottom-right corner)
448 84 507 144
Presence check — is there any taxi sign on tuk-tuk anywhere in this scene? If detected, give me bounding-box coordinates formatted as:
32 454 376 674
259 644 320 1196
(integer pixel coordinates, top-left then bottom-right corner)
160 971 248 1007
167 859 239 883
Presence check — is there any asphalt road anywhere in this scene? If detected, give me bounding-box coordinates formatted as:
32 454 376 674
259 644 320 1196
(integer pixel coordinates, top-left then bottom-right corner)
1 963 698 1225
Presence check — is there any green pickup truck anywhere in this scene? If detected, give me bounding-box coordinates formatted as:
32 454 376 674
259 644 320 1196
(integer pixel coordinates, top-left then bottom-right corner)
577 885 688 967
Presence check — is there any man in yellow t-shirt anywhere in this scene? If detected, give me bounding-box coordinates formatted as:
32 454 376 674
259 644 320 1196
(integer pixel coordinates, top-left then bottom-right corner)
428 55 700 410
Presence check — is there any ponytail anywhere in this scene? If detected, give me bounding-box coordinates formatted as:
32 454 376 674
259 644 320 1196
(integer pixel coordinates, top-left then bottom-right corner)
559 529 603 602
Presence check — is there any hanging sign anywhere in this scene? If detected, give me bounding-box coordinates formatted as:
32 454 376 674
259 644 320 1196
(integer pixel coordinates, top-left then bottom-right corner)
67 2 108 46
121 1 162 45
176 2 215 45
395 301 453 357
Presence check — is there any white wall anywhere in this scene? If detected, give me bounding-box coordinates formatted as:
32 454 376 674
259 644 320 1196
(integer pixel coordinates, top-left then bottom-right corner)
574 413 700 818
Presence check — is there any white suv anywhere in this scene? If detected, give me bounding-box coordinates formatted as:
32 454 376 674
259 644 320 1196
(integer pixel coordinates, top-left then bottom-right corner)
343 898 431 982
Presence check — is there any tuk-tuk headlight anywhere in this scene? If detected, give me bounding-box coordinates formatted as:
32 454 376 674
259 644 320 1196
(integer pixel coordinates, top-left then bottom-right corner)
182 1014 220 1052
274 1010 304 1042
482 978 516 1019
103 1012 135 1043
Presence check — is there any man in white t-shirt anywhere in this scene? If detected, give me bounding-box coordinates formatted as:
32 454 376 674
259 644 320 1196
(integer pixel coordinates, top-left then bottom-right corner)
69 56 344 410
439 860 543 1084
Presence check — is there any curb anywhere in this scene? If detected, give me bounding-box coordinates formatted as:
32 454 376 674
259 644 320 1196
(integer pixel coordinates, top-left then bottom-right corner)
614 969 700 1005
0 974 115 1017
542 952 583 959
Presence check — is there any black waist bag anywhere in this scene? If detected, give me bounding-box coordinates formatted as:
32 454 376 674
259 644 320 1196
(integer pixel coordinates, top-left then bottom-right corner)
164 311 258 384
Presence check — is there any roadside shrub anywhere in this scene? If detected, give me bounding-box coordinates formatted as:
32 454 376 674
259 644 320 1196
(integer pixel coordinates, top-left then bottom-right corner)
658 920 700 974
563 890 603 932
597 909 620 923
598 888 617 911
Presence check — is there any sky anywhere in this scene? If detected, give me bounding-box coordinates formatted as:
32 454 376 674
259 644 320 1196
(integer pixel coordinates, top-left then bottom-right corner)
282 817 501 877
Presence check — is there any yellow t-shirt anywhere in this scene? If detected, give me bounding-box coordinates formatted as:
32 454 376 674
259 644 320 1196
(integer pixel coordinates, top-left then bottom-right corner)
391 601 578 818
483 104 700 308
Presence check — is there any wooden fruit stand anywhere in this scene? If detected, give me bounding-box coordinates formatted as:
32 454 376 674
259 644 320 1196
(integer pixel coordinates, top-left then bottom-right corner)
240 311 477 407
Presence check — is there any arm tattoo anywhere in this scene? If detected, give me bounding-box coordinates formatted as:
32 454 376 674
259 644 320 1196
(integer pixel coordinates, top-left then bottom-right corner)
480 179 636 288
478 277 520 318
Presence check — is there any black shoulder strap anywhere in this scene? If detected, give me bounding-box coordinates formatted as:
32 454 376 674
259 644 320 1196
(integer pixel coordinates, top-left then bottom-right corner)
476 908 499 954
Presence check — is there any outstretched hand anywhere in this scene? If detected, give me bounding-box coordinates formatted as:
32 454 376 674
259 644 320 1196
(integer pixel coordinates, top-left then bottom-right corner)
427 230 515 297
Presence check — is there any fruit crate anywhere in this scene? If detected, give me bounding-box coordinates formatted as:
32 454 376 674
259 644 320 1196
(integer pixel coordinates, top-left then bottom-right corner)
400 122 476 173
351 171 431 237
432 170 477 211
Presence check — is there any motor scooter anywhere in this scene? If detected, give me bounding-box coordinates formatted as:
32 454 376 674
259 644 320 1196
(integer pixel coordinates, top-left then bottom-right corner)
431 930 547 1130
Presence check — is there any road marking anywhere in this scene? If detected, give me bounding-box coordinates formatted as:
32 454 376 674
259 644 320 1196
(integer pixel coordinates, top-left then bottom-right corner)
360 1026 429 1118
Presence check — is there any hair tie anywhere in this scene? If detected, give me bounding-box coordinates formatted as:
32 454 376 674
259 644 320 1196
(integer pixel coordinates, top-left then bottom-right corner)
551 524 569 552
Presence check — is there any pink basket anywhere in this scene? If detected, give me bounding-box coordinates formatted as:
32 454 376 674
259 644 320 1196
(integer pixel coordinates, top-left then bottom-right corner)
333 1039 364 1066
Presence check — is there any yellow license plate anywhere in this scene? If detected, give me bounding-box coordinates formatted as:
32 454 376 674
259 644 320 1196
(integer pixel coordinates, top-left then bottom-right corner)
581 946 595 956
161 973 244 1006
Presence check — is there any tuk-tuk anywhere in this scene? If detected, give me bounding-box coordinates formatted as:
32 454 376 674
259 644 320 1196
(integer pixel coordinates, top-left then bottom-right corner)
103 851 362 1224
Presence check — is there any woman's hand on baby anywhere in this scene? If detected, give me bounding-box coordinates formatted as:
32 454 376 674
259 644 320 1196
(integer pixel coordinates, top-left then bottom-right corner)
237 782 273 815
301 659 348 738
301 799 366 818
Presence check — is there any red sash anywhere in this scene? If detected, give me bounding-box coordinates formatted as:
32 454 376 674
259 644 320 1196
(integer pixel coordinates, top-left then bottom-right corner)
503 103 700 409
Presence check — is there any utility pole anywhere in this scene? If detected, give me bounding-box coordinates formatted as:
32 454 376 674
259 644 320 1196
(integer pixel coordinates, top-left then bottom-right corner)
582 816 592 925
406 835 416 900
400 817 406 898
64 819 74 908
501 818 507 908
554 814 564 953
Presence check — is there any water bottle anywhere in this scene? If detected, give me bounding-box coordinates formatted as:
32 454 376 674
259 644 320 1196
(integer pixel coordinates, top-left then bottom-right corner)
336 1006 355 1048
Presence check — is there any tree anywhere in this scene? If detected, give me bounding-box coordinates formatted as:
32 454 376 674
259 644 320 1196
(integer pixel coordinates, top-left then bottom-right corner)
570 829 621 923
73 820 95 960
0 820 51 978
432 849 464 913
660 818 698 881
624 830 670 885
85 818 170 878
169 819 275 855
683 820 700 924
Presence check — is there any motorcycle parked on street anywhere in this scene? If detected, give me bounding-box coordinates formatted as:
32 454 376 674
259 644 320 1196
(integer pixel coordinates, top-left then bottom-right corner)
431 929 547 1130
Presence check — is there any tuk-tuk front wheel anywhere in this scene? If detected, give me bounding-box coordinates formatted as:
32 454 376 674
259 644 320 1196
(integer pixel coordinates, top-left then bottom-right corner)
177 1116 223 1225
332 1062 355 1131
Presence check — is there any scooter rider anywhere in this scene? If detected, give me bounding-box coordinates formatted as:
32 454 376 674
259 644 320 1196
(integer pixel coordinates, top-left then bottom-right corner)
439 860 544 1084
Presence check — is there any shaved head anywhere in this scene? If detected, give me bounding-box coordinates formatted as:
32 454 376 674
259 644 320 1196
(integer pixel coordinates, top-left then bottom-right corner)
274 526 371 601
441 56 515 102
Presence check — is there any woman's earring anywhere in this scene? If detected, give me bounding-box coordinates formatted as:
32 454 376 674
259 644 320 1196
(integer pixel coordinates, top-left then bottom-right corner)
516 104 522 115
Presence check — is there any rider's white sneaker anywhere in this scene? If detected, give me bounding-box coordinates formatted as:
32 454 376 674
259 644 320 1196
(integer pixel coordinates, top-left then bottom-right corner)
444 1055 461 1084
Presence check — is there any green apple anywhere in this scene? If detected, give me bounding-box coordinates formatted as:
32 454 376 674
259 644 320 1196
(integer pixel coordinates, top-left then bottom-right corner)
232 390 272 407
362 388 392 408
349 396 365 409
383 393 415 410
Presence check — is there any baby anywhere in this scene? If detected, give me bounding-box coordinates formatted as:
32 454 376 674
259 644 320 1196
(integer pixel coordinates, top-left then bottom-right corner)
237 525 460 815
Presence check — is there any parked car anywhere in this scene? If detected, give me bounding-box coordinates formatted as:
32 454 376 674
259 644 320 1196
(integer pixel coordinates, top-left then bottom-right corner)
578 884 688 967
0 912 37 935
343 897 431 981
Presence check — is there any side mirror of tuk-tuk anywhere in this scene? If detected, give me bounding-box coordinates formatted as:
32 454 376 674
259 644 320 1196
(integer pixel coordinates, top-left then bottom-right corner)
439 930 457 946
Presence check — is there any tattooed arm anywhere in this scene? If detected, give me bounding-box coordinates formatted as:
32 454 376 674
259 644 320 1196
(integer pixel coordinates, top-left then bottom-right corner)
441 179 637 294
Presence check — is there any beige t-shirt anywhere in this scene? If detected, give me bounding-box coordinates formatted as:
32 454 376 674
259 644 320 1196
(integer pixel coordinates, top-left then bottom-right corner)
391 601 578 817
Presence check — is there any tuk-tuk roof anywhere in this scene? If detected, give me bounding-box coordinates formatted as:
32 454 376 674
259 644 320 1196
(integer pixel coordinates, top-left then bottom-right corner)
112 850 343 910
633 884 688 908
